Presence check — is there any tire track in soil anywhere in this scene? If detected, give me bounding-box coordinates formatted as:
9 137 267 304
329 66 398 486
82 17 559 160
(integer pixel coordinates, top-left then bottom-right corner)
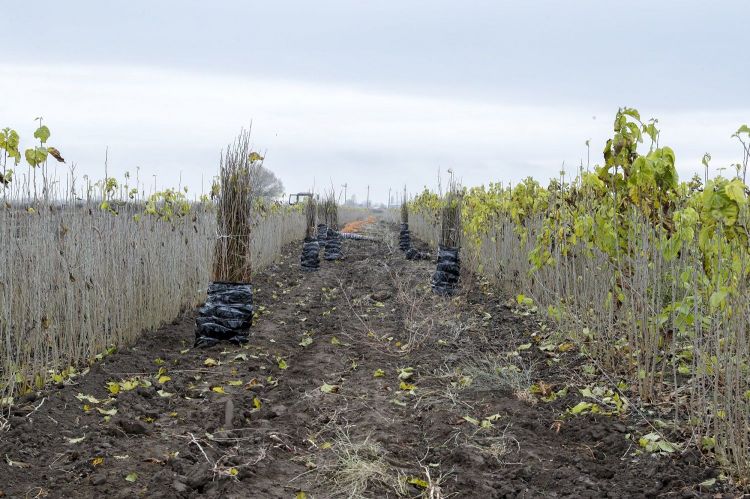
0 222 734 498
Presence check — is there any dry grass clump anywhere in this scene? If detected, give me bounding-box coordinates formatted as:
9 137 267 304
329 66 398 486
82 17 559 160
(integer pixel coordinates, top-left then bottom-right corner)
457 351 535 400
466 425 521 465
319 429 407 498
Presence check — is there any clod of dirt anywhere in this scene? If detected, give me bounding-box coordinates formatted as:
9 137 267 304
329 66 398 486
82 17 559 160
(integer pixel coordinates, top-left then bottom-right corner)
117 419 149 435
90 474 106 486
371 291 391 302
133 403 160 420
185 463 213 490
270 404 288 417
172 480 188 493
136 387 154 399
19 392 37 403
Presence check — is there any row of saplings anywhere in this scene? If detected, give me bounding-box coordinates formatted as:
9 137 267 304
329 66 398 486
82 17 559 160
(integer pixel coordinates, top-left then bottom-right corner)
193 133 458 348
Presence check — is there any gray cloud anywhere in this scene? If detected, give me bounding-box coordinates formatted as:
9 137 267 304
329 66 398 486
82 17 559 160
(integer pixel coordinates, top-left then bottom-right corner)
1 2 748 203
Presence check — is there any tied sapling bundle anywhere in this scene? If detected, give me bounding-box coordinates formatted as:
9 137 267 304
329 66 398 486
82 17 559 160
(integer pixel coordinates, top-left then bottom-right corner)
431 181 462 295
323 191 344 260
316 198 328 243
300 196 321 271
402 199 430 260
398 190 428 259
399 200 413 252
195 130 258 347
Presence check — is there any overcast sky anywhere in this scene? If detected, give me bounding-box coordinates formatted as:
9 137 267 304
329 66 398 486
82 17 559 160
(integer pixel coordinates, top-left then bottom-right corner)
1 1 748 203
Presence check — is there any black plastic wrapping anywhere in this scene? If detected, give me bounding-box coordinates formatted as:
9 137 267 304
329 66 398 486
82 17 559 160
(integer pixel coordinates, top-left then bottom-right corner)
431 245 460 295
195 282 253 347
340 232 376 241
300 237 321 271
405 247 431 260
398 223 411 251
317 224 328 244
323 227 344 260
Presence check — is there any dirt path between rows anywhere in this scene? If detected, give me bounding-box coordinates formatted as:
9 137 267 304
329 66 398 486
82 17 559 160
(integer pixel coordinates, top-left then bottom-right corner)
0 222 734 498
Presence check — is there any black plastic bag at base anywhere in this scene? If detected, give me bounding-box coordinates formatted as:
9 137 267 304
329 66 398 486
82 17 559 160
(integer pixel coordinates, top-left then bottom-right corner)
398 223 411 251
317 224 329 245
323 228 344 260
195 282 253 347
405 247 431 261
300 237 321 271
431 245 460 295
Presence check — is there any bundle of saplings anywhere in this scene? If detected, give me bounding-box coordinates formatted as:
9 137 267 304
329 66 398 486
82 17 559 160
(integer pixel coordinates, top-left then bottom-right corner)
398 201 411 251
431 184 461 296
398 200 430 260
300 196 321 271
316 202 328 244
195 131 256 347
322 194 344 260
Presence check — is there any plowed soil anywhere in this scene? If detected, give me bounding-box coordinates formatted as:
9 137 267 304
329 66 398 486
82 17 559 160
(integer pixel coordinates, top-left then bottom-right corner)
0 223 735 498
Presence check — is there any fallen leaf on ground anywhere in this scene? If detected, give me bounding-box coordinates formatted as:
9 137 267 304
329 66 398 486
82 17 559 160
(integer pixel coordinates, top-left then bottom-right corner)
320 383 339 394
75 393 102 404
